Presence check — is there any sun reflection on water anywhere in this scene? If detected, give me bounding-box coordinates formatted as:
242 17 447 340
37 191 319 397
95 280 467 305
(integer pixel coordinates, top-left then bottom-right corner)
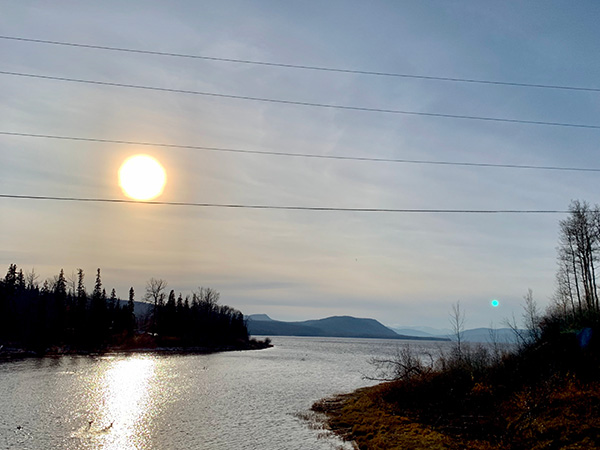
85 356 157 449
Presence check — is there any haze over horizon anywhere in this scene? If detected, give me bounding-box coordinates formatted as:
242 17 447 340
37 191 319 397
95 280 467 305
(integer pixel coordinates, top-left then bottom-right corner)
2 1 599 329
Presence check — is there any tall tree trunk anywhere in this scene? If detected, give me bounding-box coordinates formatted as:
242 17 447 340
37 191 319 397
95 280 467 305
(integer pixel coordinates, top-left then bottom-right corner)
569 240 582 312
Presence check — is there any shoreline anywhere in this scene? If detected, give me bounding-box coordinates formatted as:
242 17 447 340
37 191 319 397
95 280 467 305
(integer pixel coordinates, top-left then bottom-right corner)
313 375 600 450
0 339 273 362
312 384 463 450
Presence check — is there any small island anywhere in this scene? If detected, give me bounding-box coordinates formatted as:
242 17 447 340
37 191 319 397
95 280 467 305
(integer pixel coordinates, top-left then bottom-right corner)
0 265 271 360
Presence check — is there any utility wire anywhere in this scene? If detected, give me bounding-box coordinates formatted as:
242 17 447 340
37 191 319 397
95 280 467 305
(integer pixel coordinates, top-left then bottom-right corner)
1 35 599 93
2 131 599 173
0 194 569 214
2 70 600 130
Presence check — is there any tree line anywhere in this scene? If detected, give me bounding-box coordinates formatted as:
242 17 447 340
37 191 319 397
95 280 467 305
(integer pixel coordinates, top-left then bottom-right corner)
0 266 249 353
142 277 248 347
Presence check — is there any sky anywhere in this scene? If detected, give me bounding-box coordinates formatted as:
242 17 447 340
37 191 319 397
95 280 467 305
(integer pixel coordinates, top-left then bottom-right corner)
2 1 600 330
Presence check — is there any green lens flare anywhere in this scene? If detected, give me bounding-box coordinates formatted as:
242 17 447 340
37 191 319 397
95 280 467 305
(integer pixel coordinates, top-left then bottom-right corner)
491 299 500 307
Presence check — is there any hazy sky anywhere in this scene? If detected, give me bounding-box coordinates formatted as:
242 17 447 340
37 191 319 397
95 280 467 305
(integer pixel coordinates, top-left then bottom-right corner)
2 1 599 329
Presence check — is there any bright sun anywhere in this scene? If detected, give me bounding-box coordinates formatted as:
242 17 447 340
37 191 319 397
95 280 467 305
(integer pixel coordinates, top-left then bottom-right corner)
118 155 167 201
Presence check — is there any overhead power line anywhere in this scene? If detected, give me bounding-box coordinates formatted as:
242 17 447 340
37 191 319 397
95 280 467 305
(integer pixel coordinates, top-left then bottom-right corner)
0 194 569 214
2 131 600 173
1 35 599 93
2 71 600 130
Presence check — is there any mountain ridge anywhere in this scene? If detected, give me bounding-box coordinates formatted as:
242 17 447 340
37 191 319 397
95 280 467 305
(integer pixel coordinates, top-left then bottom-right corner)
246 314 449 341
391 325 518 344
247 315 519 343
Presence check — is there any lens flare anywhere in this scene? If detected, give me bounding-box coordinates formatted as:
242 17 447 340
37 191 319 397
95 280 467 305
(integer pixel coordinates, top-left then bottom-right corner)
491 299 500 307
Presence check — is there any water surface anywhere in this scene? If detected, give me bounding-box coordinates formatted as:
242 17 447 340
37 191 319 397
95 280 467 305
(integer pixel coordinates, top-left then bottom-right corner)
0 337 451 449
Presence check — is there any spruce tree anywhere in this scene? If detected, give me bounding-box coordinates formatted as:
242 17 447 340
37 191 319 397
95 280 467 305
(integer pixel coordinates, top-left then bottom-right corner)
90 269 107 345
127 287 136 334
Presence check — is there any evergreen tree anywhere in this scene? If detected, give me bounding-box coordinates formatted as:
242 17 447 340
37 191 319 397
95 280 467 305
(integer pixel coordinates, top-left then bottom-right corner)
41 279 50 295
164 290 177 335
55 269 67 299
90 269 107 345
109 288 118 329
76 268 86 301
4 264 17 293
127 287 136 334
177 293 184 315
74 269 88 346
16 269 25 292
52 269 68 342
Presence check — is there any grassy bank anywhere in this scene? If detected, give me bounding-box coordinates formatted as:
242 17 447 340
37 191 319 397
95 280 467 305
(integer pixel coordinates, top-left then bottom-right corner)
313 312 600 449
314 374 600 449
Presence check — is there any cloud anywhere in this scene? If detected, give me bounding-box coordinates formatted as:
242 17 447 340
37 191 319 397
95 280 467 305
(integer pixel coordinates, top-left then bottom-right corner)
1 1 597 328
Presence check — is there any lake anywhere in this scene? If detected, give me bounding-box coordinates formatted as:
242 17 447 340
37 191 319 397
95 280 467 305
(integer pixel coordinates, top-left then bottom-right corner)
0 337 453 449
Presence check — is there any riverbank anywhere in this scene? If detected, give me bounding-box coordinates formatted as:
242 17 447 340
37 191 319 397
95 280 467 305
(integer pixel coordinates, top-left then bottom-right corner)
0 337 272 361
314 374 600 449
312 300 600 449
313 345 600 450
313 383 485 450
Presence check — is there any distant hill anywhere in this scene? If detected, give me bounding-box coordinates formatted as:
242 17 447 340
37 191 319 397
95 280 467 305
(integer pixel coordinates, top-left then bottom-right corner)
247 318 324 337
247 314 274 321
391 326 518 344
246 315 449 341
391 327 438 338
461 327 518 344
301 316 399 338
117 299 153 318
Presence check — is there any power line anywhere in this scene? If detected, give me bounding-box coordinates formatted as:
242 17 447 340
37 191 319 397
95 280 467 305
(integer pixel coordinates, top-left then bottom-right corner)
0 194 569 214
2 131 600 173
2 70 600 130
1 35 599 93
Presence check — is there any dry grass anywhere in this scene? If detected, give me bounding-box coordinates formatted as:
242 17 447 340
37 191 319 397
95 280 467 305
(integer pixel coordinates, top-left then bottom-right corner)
314 308 600 449
314 375 600 449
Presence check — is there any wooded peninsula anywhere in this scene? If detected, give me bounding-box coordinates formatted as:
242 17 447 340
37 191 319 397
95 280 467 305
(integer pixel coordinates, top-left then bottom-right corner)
0 266 269 357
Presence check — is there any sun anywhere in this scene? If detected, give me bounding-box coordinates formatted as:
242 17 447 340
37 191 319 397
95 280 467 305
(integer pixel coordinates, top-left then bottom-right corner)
118 155 167 201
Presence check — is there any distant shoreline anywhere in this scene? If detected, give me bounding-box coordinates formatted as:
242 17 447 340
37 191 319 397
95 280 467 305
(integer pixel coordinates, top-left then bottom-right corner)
0 339 272 362
249 332 450 341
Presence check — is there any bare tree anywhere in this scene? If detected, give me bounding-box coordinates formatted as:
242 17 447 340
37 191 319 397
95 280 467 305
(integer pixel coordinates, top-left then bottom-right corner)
47 275 60 292
450 301 466 360
194 286 220 306
25 267 39 290
145 278 168 304
522 289 541 342
145 278 167 332
487 322 504 364
556 200 600 315
503 289 542 349
66 270 78 297
366 344 434 382
504 311 528 348
554 256 576 318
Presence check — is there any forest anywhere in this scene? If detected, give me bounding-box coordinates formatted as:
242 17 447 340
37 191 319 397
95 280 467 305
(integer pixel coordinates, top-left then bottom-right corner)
0 266 257 355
